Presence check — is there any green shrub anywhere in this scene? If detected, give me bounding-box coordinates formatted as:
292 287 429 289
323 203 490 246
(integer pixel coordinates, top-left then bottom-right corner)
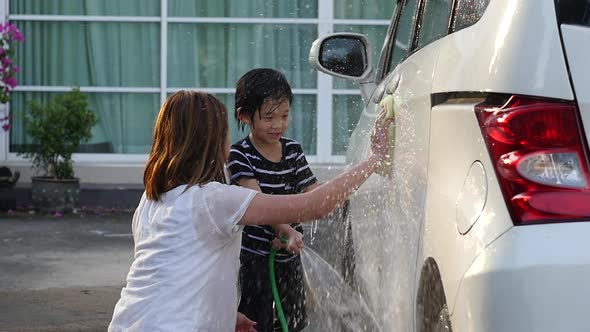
20 88 97 179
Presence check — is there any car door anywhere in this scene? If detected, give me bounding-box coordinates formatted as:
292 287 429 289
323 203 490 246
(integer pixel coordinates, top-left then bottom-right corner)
345 0 453 330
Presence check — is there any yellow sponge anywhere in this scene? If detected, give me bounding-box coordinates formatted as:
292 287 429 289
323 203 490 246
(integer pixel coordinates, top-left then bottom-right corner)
376 94 395 177
380 94 395 121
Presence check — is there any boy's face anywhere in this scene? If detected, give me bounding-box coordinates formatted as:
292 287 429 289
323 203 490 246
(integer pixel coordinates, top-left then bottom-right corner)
248 98 290 144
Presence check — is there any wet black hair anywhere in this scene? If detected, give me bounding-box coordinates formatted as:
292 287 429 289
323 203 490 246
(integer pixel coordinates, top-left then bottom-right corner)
235 68 293 131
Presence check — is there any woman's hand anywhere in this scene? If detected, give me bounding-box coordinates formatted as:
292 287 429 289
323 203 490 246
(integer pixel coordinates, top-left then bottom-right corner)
236 312 257 332
369 107 394 166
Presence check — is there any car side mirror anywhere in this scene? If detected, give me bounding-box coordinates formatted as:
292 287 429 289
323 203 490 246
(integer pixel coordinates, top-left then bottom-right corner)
309 33 373 82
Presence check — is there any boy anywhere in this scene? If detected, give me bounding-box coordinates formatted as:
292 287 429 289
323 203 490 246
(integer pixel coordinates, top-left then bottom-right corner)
228 68 319 332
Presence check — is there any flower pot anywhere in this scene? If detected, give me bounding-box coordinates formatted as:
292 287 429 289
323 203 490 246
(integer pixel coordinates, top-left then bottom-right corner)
0 167 19 211
0 166 19 188
31 176 80 213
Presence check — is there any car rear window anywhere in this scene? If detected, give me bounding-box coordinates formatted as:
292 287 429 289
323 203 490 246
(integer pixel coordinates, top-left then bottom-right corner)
556 0 590 26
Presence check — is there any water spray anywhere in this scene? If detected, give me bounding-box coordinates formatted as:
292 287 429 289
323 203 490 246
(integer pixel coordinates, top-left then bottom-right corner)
270 240 383 331
376 94 396 177
268 93 397 331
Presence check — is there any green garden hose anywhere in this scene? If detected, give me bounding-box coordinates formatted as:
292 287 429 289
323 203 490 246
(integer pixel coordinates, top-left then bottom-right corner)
269 238 289 332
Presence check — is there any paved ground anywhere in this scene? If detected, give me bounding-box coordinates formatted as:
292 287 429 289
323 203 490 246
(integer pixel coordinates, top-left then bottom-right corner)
0 212 134 332
0 208 353 332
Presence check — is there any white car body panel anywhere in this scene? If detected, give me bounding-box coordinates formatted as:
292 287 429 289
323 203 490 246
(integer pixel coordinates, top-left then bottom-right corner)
311 0 590 331
453 222 590 332
560 24 590 144
424 101 515 317
347 42 441 331
432 0 573 100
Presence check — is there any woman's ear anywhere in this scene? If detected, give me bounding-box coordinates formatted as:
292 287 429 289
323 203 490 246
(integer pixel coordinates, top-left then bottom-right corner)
237 107 252 125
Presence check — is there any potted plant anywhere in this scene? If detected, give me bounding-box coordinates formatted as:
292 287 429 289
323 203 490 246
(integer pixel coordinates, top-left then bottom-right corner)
20 88 97 212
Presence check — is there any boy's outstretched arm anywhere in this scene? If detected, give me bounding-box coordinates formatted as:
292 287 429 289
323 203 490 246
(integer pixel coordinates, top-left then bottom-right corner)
271 225 303 254
237 178 305 254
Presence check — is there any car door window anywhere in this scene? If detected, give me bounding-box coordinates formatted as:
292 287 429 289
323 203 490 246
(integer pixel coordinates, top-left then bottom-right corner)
556 0 590 27
388 0 419 71
417 0 453 48
452 0 491 31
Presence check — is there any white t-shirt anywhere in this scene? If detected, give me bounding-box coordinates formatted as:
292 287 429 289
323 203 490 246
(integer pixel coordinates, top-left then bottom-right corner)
109 182 257 332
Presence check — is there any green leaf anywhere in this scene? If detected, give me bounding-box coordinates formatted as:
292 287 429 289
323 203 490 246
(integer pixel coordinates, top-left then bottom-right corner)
17 88 98 179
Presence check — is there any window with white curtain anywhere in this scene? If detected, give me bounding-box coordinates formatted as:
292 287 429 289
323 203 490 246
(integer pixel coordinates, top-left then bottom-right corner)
7 0 391 162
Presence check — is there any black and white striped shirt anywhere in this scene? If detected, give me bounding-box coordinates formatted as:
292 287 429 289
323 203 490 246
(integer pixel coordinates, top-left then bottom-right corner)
228 136 317 261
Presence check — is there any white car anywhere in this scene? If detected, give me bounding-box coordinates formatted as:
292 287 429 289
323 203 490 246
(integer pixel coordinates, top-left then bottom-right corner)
309 0 590 331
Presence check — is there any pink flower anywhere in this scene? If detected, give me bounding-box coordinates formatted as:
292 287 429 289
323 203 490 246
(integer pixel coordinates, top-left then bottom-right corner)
13 30 24 42
0 21 23 102
2 123 10 131
5 77 17 88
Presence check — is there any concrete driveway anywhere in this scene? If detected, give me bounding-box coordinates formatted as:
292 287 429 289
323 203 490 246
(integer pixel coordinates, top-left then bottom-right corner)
0 212 134 332
0 208 354 332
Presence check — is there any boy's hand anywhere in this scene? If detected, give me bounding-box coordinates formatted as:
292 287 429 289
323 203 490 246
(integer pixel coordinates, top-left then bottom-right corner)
272 224 304 254
236 312 257 332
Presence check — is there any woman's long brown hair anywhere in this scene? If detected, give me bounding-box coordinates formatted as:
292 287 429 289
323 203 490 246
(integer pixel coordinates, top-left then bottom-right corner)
144 91 228 201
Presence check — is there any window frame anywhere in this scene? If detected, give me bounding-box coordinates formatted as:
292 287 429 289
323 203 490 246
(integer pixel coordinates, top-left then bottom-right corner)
414 0 455 50
2 0 391 165
381 0 423 76
382 0 493 76
375 0 404 82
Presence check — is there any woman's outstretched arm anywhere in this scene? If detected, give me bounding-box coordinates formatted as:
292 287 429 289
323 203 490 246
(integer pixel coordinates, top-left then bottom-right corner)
239 155 379 225
239 108 393 226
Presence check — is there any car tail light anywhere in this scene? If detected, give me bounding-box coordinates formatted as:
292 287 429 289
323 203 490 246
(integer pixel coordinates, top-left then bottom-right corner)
476 96 590 225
